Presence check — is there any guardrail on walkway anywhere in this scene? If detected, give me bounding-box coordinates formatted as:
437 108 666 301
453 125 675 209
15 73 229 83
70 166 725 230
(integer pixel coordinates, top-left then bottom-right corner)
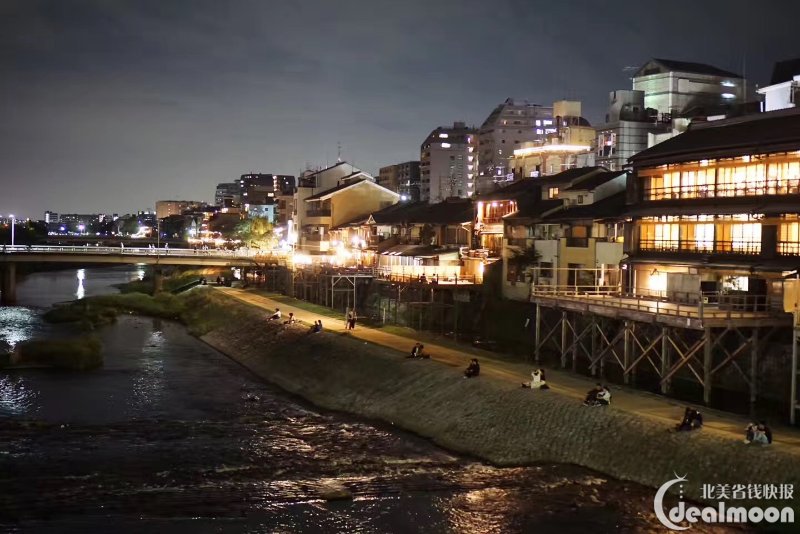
530 285 784 322
0 244 287 261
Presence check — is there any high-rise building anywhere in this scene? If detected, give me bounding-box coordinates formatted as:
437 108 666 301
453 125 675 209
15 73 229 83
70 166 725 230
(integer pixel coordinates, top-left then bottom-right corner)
420 122 478 204
595 90 671 171
477 99 552 192
155 200 206 220
215 182 240 208
378 161 421 201
236 173 295 204
509 100 595 179
632 59 747 119
757 58 800 112
44 211 59 224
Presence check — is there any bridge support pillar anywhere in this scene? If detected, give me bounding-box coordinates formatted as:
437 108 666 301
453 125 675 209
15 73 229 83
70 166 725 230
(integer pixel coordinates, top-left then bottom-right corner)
1 263 17 305
153 268 164 294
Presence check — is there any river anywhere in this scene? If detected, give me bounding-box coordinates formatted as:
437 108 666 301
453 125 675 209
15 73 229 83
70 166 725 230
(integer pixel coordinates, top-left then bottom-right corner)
0 267 741 532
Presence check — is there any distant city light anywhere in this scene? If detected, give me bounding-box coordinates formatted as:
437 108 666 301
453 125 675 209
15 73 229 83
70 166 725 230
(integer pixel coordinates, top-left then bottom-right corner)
400 195 408 201
721 93 735 99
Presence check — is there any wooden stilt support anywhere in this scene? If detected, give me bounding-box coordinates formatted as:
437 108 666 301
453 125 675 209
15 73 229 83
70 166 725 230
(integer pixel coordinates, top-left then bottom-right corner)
703 327 713 406
623 320 632 385
561 311 568 369
661 326 671 394
534 303 541 364
749 328 759 418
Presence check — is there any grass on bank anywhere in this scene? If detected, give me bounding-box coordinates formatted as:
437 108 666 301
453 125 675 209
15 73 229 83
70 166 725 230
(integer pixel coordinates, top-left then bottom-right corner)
43 286 248 337
15 337 103 371
253 291 347 322
116 269 223 295
244 289 530 364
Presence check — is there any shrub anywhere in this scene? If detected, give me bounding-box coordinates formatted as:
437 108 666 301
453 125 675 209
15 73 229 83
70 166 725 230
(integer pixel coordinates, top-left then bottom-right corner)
17 337 103 370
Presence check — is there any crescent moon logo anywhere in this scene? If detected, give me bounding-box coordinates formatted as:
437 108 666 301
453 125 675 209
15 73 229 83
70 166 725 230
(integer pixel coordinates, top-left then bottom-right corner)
654 473 689 531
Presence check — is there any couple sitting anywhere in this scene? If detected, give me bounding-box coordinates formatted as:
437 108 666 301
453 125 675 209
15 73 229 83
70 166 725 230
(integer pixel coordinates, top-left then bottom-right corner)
521 368 549 390
583 383 611 406
745 421 773 445
674 407 703 432
463 359 480 378
309 320 323 333
407 342 430 359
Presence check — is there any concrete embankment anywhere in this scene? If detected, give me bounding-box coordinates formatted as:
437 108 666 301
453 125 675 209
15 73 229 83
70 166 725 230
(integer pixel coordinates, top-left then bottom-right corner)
201 294 800 508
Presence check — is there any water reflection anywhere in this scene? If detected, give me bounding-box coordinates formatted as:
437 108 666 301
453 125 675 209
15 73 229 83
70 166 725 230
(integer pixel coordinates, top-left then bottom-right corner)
131 323 166 412
75 269 85 300
0 307 37 350
136 265 146 281
0 375 38 416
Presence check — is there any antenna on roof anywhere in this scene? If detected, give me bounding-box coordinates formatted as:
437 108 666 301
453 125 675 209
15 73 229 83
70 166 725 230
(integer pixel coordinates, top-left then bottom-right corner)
337 141 342 163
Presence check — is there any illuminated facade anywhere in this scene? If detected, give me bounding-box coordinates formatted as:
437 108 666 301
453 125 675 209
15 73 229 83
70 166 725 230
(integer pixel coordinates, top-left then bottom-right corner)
477 98 553 192
509 100 595 179
378 161 421 201
420 121 478 204
626 109 800 303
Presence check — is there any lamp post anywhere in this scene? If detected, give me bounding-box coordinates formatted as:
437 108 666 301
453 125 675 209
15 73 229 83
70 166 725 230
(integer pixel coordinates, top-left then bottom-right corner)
9 214 14 246
156 218 161 252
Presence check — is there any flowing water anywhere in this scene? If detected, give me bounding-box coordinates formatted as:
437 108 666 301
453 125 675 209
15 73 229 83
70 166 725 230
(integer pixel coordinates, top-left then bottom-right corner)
0 267 743 532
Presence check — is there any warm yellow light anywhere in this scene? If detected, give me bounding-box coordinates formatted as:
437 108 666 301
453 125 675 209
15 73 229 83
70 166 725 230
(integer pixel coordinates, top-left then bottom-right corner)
513 144 591 157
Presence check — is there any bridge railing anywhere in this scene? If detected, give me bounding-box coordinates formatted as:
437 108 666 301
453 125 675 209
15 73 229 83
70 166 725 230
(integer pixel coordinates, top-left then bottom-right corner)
0 244 283 260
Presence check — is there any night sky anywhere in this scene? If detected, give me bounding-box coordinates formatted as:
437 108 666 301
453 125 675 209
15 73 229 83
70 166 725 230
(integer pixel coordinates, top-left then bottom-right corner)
1 0 798 218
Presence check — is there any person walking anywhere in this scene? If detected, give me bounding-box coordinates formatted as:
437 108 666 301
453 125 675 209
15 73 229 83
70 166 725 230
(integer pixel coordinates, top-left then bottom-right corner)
348 310 357 330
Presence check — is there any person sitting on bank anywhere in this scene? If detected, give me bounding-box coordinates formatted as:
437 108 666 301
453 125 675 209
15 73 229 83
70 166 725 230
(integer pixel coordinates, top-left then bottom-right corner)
522 368 549 389
745 421 772 445
310 320 322 333
408 342 422 358
675 407 703 431
583 383 603 406
283 312 295 325
463 358 480 378
595 385 612 406
267 308 282 321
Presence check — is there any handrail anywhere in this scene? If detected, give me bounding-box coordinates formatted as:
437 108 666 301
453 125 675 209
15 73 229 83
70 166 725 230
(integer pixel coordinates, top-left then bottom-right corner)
0 244 275 259
529 285 782 321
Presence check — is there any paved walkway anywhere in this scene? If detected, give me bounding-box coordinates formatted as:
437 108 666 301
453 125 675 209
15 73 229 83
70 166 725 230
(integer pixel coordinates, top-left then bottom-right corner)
217 287 800 451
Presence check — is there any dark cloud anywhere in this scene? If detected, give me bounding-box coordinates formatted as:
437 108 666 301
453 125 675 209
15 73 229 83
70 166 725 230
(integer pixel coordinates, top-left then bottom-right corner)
0 0 798 217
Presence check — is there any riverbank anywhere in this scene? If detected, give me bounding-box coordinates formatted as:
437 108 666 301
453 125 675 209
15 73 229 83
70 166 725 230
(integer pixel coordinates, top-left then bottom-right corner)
197 288 800 513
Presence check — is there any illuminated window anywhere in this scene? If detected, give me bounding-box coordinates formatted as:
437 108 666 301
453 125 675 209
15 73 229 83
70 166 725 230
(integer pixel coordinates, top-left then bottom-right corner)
695 223 714 251
729 223 761 253
779 219 800 255
548 187 559 199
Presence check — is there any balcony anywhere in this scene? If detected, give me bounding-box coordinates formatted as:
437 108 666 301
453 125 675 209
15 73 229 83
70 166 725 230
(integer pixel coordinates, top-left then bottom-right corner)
306 208 331 218
645 178 800 201
506 237 530 247
639 239 761 255
565 237 589 248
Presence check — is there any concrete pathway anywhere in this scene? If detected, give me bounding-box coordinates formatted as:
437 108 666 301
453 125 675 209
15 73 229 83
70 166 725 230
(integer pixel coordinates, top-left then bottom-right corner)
217 287 800 452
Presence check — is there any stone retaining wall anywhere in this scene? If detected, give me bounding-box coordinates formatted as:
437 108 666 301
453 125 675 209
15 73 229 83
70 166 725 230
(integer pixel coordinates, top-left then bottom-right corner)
201 297 800 510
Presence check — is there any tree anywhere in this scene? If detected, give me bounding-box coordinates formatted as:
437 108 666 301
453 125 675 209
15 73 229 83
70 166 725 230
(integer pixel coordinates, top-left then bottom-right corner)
509 245 540 269
235 217 277 250
419 223 436 245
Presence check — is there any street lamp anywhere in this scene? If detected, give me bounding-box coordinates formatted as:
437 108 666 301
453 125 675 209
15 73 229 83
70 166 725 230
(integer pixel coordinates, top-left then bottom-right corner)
9 214 14 247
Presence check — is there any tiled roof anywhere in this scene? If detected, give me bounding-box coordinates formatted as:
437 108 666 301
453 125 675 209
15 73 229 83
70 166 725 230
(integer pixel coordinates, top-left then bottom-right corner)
503 198 562 221
638 58 741 78
562 170 627 191
629 109 800 167
304 178 392 202
335 199 473 229
540 191 627 222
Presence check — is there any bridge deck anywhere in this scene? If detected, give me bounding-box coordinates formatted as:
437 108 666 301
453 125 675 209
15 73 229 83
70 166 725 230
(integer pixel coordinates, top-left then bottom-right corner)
1 245 287 267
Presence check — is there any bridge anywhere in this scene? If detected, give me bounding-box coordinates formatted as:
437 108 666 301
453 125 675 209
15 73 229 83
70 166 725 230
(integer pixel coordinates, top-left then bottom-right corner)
0 245 288 304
